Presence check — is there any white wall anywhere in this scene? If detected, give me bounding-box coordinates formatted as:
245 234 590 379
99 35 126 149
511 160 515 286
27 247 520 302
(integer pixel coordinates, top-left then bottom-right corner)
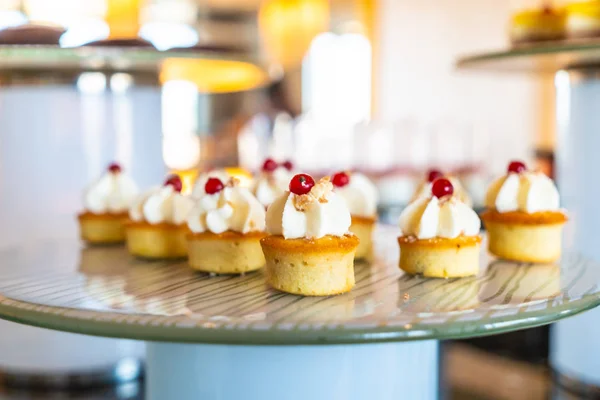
376 0 545 173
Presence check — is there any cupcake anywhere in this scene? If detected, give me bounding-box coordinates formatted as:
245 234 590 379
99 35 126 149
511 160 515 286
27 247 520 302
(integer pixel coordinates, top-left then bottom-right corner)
398 178 481 278
187 177 267 274
331 171 378 260
481 160 568 263
510 6 566 44
78 162 138 245
566 1 600 39
126 174 194 259
261 174 359 296
252 158 294 208
411 169 472 206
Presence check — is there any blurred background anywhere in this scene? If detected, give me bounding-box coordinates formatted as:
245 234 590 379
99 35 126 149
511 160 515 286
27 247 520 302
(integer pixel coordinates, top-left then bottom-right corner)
0 0 581 399
0 0 554 214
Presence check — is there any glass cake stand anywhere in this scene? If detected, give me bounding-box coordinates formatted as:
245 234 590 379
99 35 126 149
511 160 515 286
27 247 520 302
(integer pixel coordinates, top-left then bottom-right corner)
0 226 597 400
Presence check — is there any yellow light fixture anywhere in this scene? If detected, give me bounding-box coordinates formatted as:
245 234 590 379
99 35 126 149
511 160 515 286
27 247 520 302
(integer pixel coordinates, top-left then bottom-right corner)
106 0 140 39
259 0 329 69
160 58 269 93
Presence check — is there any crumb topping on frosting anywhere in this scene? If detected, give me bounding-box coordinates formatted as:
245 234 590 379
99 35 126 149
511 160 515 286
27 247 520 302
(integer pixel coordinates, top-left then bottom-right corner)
293 177 332 211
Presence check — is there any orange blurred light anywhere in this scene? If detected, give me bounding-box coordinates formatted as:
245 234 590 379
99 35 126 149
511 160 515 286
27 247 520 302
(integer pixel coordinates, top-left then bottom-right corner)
259 0 329 69
160 58 268 93
106 0 140 39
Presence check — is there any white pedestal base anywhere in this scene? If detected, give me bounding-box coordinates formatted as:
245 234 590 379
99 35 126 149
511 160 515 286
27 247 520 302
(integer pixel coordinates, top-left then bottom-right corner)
146 340 439 400
552 69 600 389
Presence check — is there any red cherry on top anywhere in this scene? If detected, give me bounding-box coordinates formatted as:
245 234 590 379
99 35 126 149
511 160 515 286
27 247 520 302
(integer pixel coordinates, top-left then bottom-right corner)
427 169 443 183
262 158 278 172
282 160 294 171
431 178 454 198
507 160 527 174
108 162 122 173
289 174 315 195
205 177 224 195
164 174 183 193
332 172 350 188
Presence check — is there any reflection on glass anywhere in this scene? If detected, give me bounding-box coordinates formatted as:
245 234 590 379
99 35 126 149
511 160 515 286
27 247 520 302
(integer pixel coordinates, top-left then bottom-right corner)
399 276 480 313
480 261 560 303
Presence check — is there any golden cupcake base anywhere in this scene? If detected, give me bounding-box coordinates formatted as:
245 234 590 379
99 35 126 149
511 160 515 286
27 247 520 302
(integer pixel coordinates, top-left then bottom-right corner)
187 231 267 274
510 9 566 44
260 234 359 296
78 212 128 245
481 210 566 263
398 235 481 278
350 216 375 261
566 3 600 39
125 221 188 260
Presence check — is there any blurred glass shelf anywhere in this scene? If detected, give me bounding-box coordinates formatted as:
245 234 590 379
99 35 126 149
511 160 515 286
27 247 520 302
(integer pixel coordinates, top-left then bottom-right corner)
0 44 260 71
0 45 271 91
456 39 600 73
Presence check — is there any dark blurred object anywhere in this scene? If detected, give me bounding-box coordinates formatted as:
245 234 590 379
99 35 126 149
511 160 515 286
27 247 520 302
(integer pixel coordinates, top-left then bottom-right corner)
535 148 555 179
0 379 142 399
552 368 600 399
0 24 65 45
444 342 550 400
267 79 296 117
84 38 155 49
457 326 550 366
168 44 245 54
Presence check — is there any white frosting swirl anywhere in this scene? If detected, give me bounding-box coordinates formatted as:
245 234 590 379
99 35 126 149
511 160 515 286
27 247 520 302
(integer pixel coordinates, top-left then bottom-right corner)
191 170 232 198
266 178 351 239
399 196 480 239
129 185 194 225
84 170 138 214
252 167 293 208
334 173 378 218
188 186 266 234
485 171 560 213
412 176 472 206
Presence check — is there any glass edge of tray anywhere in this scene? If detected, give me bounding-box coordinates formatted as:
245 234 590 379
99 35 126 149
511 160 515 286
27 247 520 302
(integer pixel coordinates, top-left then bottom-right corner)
0 293 597 345
456 38 600 73
0 44 270 74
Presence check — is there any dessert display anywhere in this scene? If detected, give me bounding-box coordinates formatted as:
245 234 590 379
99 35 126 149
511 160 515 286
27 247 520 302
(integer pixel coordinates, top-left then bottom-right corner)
261 174 359 296
78 163 139 245
252 158 294 208
481 160 568 263
126 174 194 259
331 171 378 260
187 177 267 274
398 178 482 278
411 169 472 206
509 5 566 44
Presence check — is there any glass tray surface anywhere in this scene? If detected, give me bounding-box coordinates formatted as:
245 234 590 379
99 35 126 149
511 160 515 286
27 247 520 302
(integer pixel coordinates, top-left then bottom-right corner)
0 226 597 344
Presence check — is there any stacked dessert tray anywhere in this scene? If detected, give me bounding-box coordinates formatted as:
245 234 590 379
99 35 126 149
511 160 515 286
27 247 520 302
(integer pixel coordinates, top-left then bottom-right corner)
0 226 598 400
